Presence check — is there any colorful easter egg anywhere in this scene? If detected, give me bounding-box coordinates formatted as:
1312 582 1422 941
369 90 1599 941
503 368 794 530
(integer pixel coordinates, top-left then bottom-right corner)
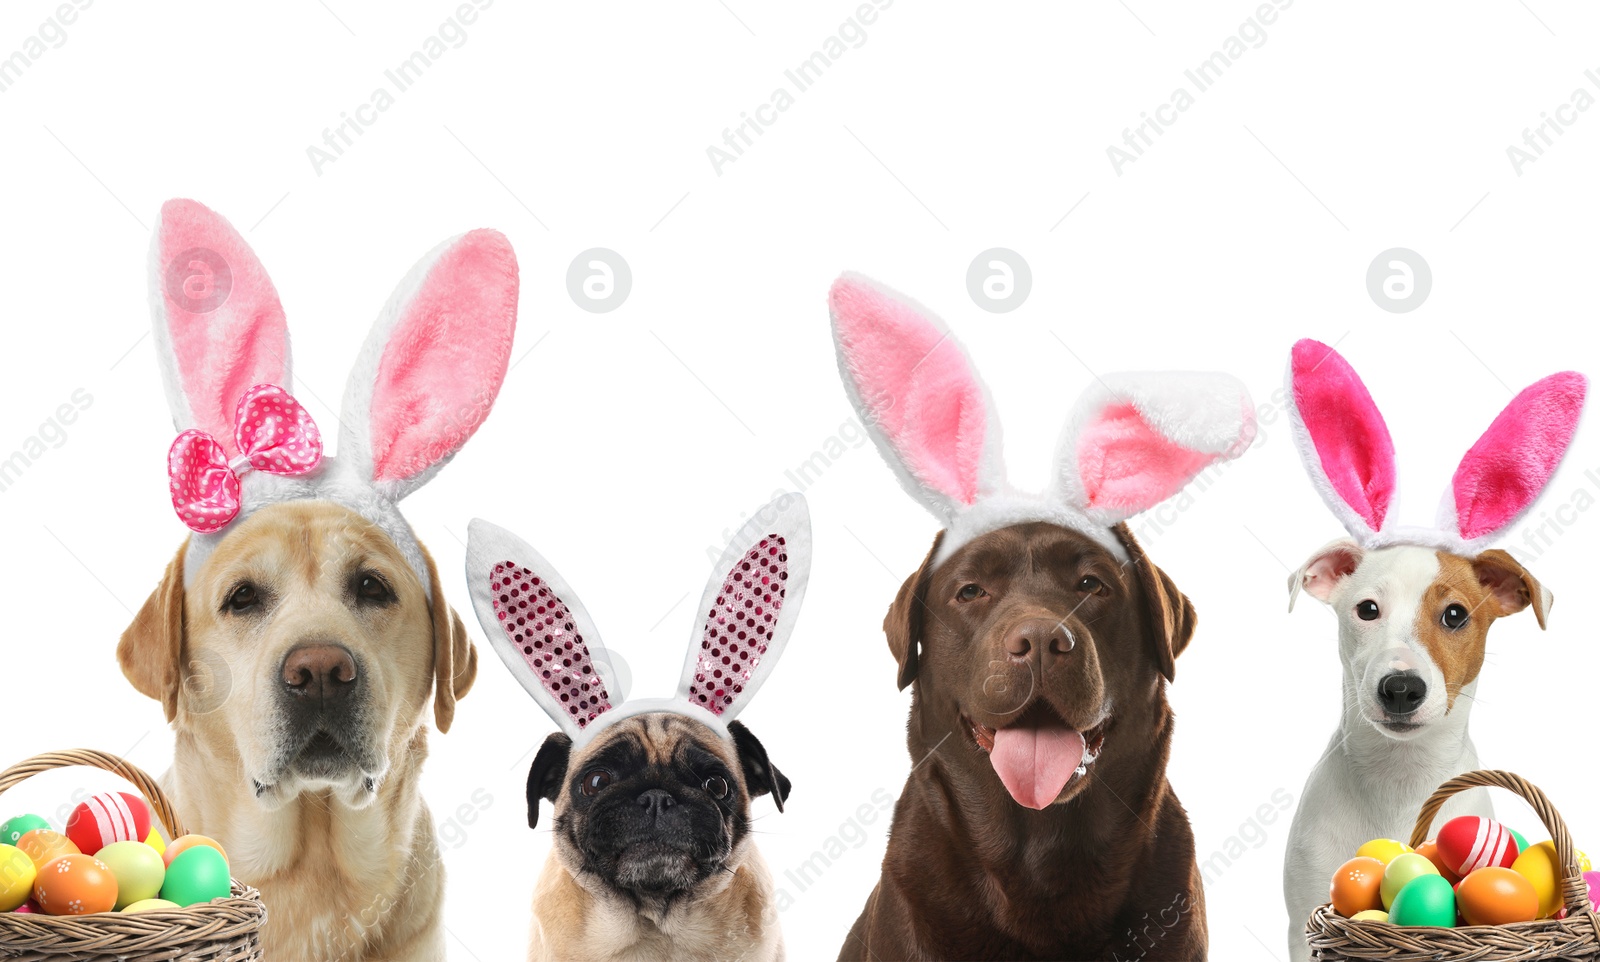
1351 909 1389 922
1459 867 1539 926
64 793 151 856
11 900 38 913
1583 870 1600 912
0 844 36 911
1381 853 1441 909
1436 816 1519 877
1511 841 1569 918
1389 874 1457 927
121 898 180 913
1357 838 1413 864
16 830 78 870
96 840 165 909
1415 839 1463 885
143 828 165 857
159 846 229 907
1330 856 1386 917
33 854 117 916
162 834 227 869
0 815 49 847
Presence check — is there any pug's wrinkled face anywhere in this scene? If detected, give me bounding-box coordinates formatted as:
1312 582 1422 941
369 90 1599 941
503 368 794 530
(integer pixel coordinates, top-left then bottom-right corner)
527 713 789 906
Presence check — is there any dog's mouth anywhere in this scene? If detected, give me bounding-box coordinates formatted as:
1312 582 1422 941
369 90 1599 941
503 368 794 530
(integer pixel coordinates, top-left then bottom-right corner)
964 702 1109 810
1378 719 1424 735
609 839 711 897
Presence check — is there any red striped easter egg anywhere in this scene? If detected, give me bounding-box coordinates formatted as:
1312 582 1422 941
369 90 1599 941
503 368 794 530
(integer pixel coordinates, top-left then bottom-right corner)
64 793 152 857
1436 815 1520 877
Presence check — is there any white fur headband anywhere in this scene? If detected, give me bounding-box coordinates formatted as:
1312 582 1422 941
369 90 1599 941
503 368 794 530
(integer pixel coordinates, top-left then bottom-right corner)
829 273 1257 564
150 199 520 596
466 495 811 748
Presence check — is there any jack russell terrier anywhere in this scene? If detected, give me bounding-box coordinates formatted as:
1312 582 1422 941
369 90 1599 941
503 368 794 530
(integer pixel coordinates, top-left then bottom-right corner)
1277 339 1585 962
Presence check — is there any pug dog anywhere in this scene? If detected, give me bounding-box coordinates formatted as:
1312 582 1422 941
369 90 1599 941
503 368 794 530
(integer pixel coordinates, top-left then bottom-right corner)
464 496 810 962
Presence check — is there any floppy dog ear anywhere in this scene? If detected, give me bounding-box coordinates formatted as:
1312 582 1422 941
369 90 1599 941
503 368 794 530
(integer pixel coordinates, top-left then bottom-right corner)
1288 538 1365 611
422 543 477 733
728 720 790 812
1440 372 1586 545
1286 339 1397 542
338 230 519 502
526 732 572 830
1471 549 1552 629
1113 524 1195 683
118 543 188 723
883 531 944 691
1053 372 1256 525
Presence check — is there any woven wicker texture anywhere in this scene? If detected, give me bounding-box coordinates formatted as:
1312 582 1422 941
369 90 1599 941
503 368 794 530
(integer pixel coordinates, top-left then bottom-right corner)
0 750 265 961
1306 769 1600 961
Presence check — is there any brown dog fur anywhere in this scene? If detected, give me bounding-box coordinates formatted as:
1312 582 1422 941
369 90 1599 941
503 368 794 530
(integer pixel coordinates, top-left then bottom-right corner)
118 501 476 961
839 522 1207 961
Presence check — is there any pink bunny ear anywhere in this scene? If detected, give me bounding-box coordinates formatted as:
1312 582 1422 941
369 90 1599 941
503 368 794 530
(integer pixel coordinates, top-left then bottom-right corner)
1444 372 1586 542
1053 372 1255 524
830 273 1003 522
150 199 291 454
1287 339 1397 540
466 519 615 738
340 230 519 500
679 495 810 721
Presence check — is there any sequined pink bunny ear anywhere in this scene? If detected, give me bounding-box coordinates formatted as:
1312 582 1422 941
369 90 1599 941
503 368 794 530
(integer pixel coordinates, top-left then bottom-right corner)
466 519 615 738
677 494 812 720
830 273 1005 525
1052 372 1256 525
1287 339 1398 543
1439 371 1586 546
339 230 519 502
149 199 292 451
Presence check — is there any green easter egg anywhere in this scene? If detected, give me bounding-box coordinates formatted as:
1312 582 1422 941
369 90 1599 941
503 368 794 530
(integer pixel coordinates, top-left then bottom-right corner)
0 815 48 847
97 840 165 909
159 846 229 907
1390 874 1457 927
1509 828 1530 856
1381 853 1440 909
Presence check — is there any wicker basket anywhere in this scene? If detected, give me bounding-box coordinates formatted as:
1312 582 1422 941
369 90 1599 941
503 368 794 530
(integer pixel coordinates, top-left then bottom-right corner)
0 749 265 961
1306 769 1600 961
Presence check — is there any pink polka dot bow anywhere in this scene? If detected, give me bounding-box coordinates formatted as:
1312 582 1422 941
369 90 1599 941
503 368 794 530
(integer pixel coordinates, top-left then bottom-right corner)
167 383 324 533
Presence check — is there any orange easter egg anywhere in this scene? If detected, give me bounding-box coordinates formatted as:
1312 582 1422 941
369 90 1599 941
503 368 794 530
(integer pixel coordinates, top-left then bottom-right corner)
162 835 227 869
15 830 78 871
1458 867 1539 926
1331 856 1386 917
1415 839 1463 885
32 854 117 916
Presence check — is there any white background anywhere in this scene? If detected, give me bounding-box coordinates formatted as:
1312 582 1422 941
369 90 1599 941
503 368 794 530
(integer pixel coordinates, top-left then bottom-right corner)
2 2 1599 959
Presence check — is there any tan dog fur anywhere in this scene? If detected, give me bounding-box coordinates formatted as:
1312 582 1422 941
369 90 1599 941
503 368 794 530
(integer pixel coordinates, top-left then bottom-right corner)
119 501 476 961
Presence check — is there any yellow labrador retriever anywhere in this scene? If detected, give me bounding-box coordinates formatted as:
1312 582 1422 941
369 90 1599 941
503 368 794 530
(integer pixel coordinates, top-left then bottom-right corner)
117 199 519 960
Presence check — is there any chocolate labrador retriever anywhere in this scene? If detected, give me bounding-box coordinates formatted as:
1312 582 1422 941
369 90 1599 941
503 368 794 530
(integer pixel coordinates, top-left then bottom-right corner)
838 521 1206 962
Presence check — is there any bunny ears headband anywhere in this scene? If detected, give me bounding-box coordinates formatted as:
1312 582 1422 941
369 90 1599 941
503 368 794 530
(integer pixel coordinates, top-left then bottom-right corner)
150 199 519 597
1287 338 1587 554
829 273 1258 564
466 495 811 747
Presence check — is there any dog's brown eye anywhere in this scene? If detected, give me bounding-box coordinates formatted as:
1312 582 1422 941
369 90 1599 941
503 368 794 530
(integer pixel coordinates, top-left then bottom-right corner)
1441 603 1470 630
1356 600 1381 621
1076 576 1104 594
579 770 611 797
354 572 394 605
226 583 259 612
703 775 729 799
955 583 987 603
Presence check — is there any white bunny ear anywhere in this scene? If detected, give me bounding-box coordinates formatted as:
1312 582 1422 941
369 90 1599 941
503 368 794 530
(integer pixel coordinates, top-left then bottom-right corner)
830 273 1005 524
340 230 519 501
150 199 292 452
677 494 811 721
466 519 615 738
1052 372 1256 525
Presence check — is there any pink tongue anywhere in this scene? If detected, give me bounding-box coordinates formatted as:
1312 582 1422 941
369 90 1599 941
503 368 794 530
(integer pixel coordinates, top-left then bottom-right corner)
990 724 1085 810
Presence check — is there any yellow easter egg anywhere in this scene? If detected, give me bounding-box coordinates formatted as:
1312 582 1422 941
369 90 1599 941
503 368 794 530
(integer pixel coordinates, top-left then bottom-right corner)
1351 909 1389 922
0 844 36 911
143 828 165 857
1358 838 1414 865
121 898 180 913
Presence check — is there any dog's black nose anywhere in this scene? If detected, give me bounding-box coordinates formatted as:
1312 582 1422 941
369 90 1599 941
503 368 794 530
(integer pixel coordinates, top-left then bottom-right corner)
637 789 676 820
1004 618 1074 661
282 645 359 702
1377 671 1426 715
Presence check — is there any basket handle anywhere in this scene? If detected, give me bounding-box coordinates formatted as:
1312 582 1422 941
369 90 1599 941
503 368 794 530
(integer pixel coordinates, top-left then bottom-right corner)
0 749 188 840
1408 769 1590 917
